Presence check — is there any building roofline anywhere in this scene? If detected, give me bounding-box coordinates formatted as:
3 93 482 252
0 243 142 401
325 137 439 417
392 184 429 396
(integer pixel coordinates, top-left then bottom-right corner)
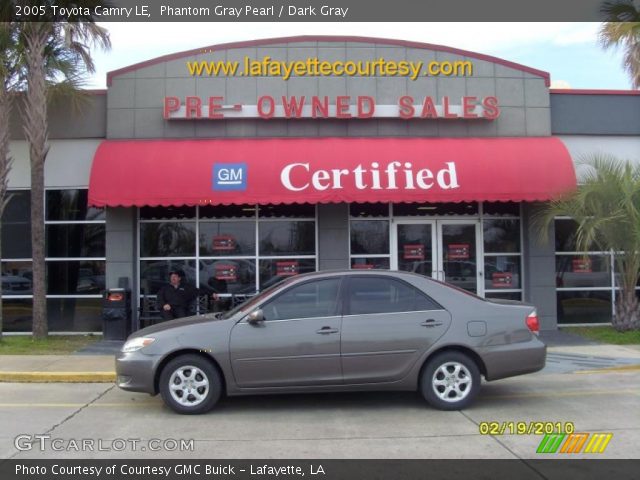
106 35 551 87
550 88 640 96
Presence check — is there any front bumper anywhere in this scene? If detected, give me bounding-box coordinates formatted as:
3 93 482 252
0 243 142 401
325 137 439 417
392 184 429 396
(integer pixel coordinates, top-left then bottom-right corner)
115 350 161 394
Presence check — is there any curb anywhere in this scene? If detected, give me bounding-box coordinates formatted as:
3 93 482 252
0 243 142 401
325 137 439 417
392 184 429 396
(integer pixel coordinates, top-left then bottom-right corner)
0 372 116 383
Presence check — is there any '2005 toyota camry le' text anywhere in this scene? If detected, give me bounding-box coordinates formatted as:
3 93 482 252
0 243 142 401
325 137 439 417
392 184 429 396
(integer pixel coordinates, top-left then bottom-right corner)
116 270 546 414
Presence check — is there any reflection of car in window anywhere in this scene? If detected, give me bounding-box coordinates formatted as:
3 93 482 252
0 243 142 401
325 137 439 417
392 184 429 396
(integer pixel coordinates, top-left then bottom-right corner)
77 268 105 293
1 275 33 295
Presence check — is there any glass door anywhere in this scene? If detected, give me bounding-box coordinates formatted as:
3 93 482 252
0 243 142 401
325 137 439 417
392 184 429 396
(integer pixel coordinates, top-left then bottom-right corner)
394 220 483 295
393 221 437 279
437 220 482 295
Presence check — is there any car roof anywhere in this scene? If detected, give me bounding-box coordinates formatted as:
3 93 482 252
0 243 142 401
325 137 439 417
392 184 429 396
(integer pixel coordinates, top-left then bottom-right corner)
289 269 429 282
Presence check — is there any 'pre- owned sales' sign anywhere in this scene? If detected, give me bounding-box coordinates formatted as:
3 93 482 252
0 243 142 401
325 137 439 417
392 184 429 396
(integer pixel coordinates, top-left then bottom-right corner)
163 95 500 120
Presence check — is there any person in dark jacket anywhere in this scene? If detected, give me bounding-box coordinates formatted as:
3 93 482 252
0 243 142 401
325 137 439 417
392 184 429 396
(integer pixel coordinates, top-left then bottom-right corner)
156 270 199 320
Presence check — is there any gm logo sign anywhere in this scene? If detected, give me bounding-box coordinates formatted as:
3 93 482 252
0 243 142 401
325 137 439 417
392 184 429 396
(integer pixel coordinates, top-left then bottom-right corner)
213 163 247 191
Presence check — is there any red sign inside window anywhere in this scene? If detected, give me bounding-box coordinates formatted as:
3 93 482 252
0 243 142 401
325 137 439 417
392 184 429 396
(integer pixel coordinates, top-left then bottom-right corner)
352 263 375 270
277 261 299 277
448 244 470 260
215 264 238 282
403 244 425 260
492 272 513 288
572 258 592 273
212 235 236 251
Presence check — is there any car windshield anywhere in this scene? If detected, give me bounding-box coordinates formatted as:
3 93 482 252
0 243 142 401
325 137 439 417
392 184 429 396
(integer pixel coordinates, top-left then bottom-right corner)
220 277 290 319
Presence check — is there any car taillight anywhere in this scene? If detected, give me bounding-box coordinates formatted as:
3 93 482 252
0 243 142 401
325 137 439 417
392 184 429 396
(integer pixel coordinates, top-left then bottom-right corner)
526 311 539 335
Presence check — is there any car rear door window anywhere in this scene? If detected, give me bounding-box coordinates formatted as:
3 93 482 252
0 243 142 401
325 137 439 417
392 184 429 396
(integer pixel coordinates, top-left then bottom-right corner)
261 278 341 321
348 277 440 315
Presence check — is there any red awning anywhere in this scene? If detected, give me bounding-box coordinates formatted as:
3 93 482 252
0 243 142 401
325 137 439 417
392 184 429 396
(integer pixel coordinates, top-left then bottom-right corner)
88 137 576 207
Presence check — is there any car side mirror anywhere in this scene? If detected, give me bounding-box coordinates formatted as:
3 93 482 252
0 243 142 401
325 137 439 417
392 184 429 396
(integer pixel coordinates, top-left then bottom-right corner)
246 309 265 324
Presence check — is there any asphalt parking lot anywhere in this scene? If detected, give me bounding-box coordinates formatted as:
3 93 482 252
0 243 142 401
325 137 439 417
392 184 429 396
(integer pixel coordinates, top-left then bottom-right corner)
1 365 638 460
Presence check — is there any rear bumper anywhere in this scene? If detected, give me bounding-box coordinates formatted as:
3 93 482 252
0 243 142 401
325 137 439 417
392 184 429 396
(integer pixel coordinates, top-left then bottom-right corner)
115 351 160 394
480 337 546 381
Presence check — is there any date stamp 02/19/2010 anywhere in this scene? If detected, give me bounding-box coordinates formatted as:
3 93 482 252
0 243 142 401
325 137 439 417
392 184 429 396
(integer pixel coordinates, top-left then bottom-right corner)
478 421 613 454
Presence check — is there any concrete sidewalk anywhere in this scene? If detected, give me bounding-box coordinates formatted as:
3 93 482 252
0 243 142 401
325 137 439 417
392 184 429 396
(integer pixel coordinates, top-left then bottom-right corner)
1 334 639 383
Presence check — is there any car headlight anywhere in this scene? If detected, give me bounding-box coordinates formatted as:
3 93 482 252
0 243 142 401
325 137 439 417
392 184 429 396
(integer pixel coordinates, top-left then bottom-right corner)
121 337 155 353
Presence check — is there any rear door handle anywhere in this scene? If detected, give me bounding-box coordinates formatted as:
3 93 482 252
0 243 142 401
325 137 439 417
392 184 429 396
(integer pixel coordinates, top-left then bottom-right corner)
316 326 339 334
421 319 444 327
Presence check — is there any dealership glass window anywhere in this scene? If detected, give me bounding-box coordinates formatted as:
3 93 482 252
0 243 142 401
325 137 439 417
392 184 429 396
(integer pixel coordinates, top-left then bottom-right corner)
46 190 105 221
351 221 389 255
140 205 317 298
557 290 612 324
555 218 614 324
351 257 391 270
139 260 198 296
483 206 522 300
45 189 106 330
485 292 524 301
1 299 33 332
199 222 255 257
46 260 106 295
0 189 107 332
199 259 257 295
47 298 103 332
140 222 197 257
1 261 32 295
555 218 599 252
259 259 317 290
349 203 395 271
259 221 315 256
1 190 31 258
45 224 106 257
350 203 390 270
483 219 520 253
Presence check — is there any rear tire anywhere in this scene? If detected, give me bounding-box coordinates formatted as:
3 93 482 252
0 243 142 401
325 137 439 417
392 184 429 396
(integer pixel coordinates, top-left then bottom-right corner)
159 354 222 414
420 351 480 410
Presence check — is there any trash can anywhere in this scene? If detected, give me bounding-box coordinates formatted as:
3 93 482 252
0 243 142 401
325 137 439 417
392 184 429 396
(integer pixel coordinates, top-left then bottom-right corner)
102 288 131 340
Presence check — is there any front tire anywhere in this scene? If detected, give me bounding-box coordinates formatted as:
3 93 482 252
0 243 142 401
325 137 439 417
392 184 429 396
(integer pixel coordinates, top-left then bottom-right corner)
159 354 222 414
420 351 480 410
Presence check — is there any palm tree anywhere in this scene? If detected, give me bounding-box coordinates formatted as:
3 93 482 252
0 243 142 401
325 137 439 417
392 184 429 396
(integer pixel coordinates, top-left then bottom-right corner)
599 1 640 88
535 154 640 331
9 3 111 338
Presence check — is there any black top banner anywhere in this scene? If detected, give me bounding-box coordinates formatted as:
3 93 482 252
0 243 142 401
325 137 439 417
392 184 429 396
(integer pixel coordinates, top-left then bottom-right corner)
8 0 614 22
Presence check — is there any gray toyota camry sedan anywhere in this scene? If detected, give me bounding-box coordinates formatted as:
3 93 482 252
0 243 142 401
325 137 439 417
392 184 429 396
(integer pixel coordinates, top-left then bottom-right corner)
116 270 545 414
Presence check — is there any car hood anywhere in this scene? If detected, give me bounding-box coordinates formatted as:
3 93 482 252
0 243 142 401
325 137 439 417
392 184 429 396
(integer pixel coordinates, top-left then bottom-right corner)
130 314 225 338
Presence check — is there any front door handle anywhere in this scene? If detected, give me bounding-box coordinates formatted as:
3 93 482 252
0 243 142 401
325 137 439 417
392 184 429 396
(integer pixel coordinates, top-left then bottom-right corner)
421 319 444 328
316 326 339 334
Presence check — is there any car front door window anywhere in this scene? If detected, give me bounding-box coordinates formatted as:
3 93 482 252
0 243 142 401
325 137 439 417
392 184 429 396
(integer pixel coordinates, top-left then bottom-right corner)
261 278 341 321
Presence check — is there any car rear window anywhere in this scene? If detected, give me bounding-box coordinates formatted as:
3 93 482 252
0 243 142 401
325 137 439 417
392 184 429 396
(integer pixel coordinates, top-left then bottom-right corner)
348 277 441 315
